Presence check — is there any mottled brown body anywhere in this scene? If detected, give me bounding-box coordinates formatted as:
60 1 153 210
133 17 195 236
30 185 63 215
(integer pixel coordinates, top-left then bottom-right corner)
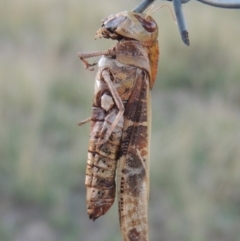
86 55 141 220
79 11 159 241
86 106 123 220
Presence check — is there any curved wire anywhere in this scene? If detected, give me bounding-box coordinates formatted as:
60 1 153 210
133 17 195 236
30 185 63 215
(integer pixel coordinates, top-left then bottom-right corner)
173 0 189 45
133 0 240 12
133 0 155 12
133 0 240 46
133 0 190 46
168 0 240 7
196 0 240 8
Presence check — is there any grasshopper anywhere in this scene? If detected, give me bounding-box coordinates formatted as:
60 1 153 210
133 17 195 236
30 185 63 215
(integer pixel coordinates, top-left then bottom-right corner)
78 11 159 241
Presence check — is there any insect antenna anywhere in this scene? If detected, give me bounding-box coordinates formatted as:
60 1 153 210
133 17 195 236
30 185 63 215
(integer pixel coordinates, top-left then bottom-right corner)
145 4 177 24
145 3 155 16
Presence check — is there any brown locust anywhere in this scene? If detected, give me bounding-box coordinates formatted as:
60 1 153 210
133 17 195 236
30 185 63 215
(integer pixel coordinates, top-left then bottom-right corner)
78 11 159 241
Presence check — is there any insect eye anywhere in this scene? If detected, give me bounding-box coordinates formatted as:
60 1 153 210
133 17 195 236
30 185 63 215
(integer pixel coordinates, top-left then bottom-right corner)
104 16 127 33
134 15 157 33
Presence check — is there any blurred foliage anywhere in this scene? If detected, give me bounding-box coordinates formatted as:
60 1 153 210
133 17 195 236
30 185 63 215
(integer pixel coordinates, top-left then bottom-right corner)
0 0 240 241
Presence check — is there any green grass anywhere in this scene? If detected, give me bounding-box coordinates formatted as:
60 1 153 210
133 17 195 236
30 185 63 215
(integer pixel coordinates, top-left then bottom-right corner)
1 1 240 241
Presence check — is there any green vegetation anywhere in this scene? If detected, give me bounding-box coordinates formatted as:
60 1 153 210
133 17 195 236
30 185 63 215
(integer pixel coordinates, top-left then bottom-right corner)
1 1 240 240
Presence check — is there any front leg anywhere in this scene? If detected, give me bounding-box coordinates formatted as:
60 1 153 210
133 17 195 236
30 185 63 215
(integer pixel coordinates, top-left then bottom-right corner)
78 48 116 71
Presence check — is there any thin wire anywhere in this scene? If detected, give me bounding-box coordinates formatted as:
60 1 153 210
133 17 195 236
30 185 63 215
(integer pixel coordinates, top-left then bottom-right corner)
196 0 240 8
133 0 240 45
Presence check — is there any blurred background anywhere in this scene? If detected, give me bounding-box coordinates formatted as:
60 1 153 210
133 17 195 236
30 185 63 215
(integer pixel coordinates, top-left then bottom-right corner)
1 0 240 240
